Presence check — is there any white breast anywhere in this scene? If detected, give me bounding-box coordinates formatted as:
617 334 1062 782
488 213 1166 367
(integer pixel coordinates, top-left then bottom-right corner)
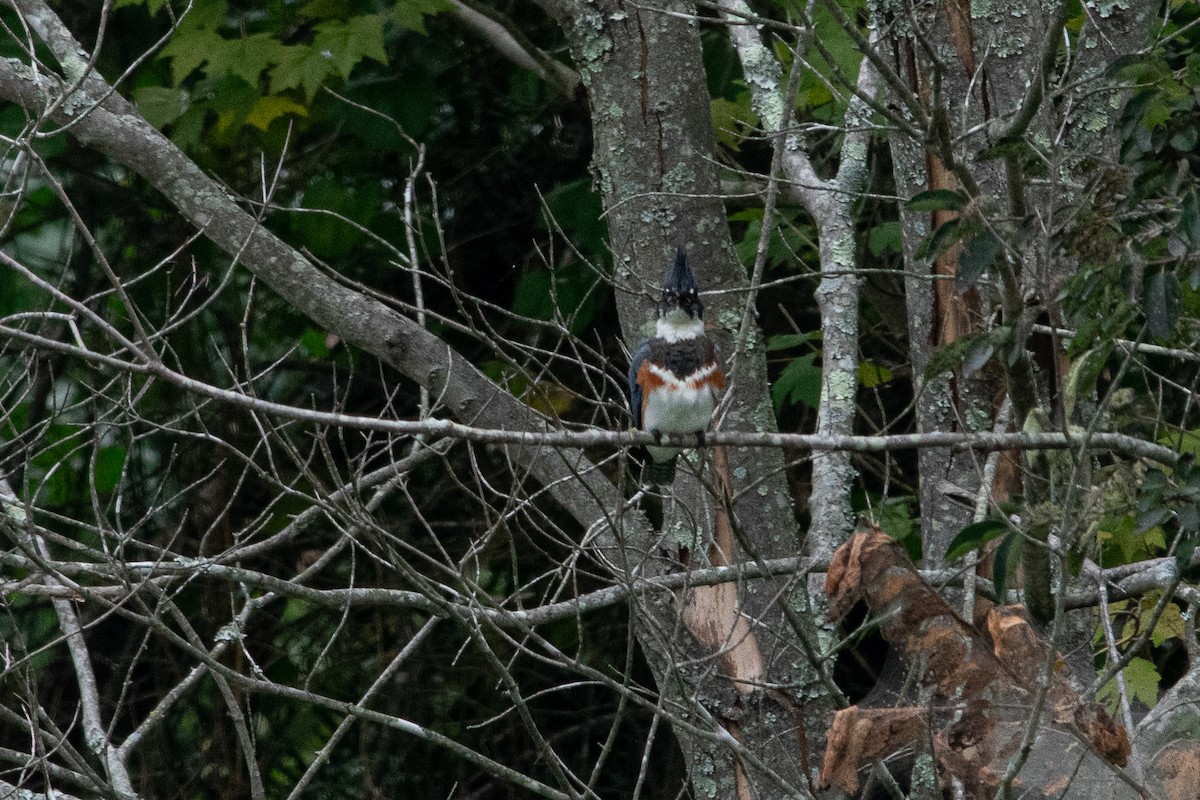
641 366 718 462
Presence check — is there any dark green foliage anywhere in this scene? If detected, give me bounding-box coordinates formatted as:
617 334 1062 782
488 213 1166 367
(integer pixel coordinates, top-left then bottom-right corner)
945 519 1011 563
0 2 624 797
957 230 1002 287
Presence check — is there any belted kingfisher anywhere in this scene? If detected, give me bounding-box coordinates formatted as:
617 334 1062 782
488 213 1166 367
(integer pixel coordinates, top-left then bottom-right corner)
627 247 726 485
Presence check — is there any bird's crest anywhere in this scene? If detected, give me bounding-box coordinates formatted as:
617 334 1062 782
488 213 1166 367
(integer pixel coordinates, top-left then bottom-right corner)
663 246 697 296
658 246 702 321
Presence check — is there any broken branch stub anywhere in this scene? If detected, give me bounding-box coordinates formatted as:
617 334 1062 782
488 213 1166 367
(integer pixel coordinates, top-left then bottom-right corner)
820 531 1129 796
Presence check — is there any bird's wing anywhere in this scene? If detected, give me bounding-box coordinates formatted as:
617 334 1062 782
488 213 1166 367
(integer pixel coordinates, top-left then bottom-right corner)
627 339 651 429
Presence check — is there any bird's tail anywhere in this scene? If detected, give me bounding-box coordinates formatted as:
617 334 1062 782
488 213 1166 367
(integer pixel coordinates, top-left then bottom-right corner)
641 456 677 487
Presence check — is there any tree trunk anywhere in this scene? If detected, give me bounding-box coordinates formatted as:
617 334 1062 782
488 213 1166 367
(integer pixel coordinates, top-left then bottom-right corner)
544 1 836 794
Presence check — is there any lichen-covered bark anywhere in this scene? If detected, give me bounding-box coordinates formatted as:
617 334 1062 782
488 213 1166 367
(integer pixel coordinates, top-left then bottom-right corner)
719 0 876 559
804 85 877 561
808 214 864 558
868 0 1006 564
875 0 1183 785
872 0 1155 564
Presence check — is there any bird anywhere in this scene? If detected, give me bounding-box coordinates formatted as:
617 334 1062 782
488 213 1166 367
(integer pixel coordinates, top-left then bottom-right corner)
627 246 726 486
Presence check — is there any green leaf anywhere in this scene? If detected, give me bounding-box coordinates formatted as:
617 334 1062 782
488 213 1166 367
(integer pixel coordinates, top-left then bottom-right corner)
962 335 996 377
797 79 833 110
867 221 902 257
923 331 985 380
205 75 259 137
161 27 226 85
539 179 606 254
1183 190 1200 248
1135 503 1170 533
245 94 308 132
857 361 893 388
945 519 1010 562
711 95 758 151
512 262 601 334
1161 429 1200 457
992 531 1021 603
1104 53 1142 79
1143 468 1168 493
733 210 814 270
1178 502 1198 531
133 86 191 129
170 105 206 151
918 217 967 261
94 446 126 494
906 189 968 212
1143 269 1181 339
876 497 916 543
796 0 861 116
297 0 346 18
177 0 228 29
270 45 335 99
976 136 1034 163
299 328 331 359
771 353 821 413
31 130 66 159
1177 535 1200 573
1161 76 1191 102
1171 128 1198 152
1151 602 1187 647
113 0 171 14
208 33 290 86
313 15 389 78
1186 52 1200 86
1099 657 1160 712
1117 55 1172 85
340 72 436 144
0 266 41 316
279 598 310 624
393 0 451 33
293 176 381 259
957 230 1002 286
1142 96 1172 130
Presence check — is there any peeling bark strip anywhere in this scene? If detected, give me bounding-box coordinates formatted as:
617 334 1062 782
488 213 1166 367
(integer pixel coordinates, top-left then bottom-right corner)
676 446 765 694
679 581 765 694
926 153 981 347
821 531 1130 796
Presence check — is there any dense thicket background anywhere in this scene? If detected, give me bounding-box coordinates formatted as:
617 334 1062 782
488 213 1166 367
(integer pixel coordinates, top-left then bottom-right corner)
3 0 1200 798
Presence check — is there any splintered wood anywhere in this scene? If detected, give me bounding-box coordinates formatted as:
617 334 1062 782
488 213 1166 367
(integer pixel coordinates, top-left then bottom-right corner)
820 531 1130 796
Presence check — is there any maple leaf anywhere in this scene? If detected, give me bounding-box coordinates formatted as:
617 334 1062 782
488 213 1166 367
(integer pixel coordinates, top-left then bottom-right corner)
161 27 225 85
270 46 335 100
205 33 290 87
312 15 389 78
245 95 308 132
133 86 190 128
393 0 451 34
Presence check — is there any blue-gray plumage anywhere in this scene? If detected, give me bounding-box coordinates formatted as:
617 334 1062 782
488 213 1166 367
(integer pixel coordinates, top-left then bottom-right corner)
627 247 725 485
